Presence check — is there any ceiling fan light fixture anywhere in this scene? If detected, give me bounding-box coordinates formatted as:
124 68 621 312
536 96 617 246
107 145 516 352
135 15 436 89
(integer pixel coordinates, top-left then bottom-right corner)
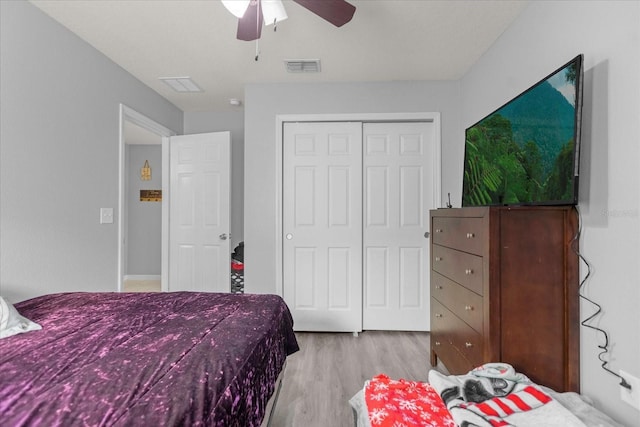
221 0 251 18
230 0 356 41
262 0 288 26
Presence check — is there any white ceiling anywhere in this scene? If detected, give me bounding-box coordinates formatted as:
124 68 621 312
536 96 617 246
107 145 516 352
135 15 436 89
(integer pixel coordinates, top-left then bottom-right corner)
29 0 529 113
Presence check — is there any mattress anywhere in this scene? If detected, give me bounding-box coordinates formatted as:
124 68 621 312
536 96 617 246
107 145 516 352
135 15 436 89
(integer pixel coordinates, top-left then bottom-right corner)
0 291 299 426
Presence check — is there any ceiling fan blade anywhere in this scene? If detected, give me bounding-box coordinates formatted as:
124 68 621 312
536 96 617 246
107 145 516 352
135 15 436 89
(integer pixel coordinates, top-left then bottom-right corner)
237 0 264 41
293 0 356 27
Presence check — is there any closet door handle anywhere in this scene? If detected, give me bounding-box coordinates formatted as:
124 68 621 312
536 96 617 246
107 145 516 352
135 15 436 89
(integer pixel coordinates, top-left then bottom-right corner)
219 233 228 241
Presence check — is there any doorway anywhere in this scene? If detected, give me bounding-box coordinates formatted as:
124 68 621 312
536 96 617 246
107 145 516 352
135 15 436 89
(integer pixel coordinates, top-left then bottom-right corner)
118 105 176 292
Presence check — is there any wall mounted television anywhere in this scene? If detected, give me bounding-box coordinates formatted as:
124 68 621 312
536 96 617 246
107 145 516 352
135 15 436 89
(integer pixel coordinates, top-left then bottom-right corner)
462 54 584 207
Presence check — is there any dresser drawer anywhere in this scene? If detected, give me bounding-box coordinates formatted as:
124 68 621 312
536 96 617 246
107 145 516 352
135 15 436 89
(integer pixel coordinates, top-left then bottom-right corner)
432 245 484 295
431 299 483 370
432 216 485 255
430 330 474 375
431 271 483 334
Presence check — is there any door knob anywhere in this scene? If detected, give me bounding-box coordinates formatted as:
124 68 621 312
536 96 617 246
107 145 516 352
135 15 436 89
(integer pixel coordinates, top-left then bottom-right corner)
219 233 228 240
424 232 430 238
286 233 293 240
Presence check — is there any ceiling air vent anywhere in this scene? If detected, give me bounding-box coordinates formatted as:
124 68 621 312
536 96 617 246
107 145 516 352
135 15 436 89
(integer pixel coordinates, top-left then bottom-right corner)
159 76 203 93
284 59 321 73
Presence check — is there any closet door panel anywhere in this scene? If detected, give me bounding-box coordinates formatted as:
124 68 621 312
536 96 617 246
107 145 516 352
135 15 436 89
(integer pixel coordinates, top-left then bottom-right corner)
363 122 436 331
293 247 316 308
283 122 363 332
365 166 389 227
328 247 351 308
293 167 316 226
328 166 351 226
364 247 389 307
400 166 422 227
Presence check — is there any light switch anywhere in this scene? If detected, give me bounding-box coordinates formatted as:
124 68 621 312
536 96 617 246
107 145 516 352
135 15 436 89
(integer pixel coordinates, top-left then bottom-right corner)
100 208 114 224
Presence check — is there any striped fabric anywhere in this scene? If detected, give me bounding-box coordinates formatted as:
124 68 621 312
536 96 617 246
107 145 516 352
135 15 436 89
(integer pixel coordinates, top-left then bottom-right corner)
459 385 552 426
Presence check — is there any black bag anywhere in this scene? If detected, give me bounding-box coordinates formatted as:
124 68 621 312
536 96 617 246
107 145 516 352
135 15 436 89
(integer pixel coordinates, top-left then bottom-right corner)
232 242 244 262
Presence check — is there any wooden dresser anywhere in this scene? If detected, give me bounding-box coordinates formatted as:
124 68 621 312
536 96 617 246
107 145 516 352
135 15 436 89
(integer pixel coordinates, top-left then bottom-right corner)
429 206 580 392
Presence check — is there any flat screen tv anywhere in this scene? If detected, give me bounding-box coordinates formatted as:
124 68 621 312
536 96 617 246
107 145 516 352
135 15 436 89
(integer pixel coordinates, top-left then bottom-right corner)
462 54 584 207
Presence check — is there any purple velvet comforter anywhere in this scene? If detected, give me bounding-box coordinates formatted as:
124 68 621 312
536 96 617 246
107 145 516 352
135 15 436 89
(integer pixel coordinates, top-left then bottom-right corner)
0 292 299 427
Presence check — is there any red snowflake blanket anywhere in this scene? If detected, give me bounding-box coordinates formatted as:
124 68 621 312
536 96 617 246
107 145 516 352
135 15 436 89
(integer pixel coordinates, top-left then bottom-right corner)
364 374 456 426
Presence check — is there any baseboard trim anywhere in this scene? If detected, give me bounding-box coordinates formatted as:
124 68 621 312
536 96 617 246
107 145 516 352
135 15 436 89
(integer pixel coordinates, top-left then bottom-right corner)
124 275 161 281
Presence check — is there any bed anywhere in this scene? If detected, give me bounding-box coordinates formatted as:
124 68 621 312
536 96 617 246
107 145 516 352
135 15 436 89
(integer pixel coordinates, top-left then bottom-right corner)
0 291 299 426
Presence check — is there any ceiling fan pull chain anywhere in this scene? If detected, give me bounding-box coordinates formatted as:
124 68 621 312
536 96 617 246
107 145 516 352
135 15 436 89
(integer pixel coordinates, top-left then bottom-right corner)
254 0 261 60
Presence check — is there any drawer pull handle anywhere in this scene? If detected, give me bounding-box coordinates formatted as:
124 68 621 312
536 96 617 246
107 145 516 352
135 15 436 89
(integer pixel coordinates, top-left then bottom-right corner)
435 313 443 318
435 228 443 233
465 342 473 348
435 257 442 262
465 268 474 275
464 305 473 311
435 341 441 346
466 232 475 239
435 285 443 290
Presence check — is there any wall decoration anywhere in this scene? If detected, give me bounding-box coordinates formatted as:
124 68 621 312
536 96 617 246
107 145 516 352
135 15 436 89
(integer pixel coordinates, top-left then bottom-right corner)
140 190 162 202
141 160 151 181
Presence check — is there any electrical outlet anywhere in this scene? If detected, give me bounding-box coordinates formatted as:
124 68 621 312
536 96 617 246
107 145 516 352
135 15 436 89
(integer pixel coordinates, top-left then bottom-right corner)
620 370 640 411
100 208 114 224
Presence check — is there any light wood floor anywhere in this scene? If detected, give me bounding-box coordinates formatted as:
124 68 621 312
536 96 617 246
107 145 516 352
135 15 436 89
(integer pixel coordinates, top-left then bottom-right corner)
269 331 433 426
122 280 161 292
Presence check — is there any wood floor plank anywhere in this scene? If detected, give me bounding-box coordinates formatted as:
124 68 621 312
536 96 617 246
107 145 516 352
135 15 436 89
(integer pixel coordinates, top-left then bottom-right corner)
269 331 432 426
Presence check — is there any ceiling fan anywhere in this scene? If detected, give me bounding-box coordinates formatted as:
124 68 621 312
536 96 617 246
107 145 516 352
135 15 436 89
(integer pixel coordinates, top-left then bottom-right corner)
222 0 356 41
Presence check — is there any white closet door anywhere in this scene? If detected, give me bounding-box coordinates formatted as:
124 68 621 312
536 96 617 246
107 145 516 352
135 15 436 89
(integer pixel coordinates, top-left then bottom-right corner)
362 122 436 330
169 132 231 292
283 122 363 332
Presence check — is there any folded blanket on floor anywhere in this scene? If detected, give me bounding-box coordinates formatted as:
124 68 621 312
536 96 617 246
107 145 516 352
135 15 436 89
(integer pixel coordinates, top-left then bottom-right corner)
363 374 456 426
428 363 587 427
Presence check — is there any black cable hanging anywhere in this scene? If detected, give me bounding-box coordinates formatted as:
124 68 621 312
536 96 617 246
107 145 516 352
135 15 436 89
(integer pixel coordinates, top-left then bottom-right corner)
572 206 631 390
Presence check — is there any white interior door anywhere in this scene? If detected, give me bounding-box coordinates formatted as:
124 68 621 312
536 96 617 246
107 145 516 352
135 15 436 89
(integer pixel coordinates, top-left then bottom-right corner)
283 122 363 332
362 122 435 330
169 132 231 292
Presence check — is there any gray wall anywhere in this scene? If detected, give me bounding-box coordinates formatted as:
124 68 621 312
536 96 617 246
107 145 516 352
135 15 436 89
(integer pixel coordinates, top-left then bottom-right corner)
184 111 245 249
0 1 183 302
460 2 639 425
243 81 461 295
126 145 162 275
